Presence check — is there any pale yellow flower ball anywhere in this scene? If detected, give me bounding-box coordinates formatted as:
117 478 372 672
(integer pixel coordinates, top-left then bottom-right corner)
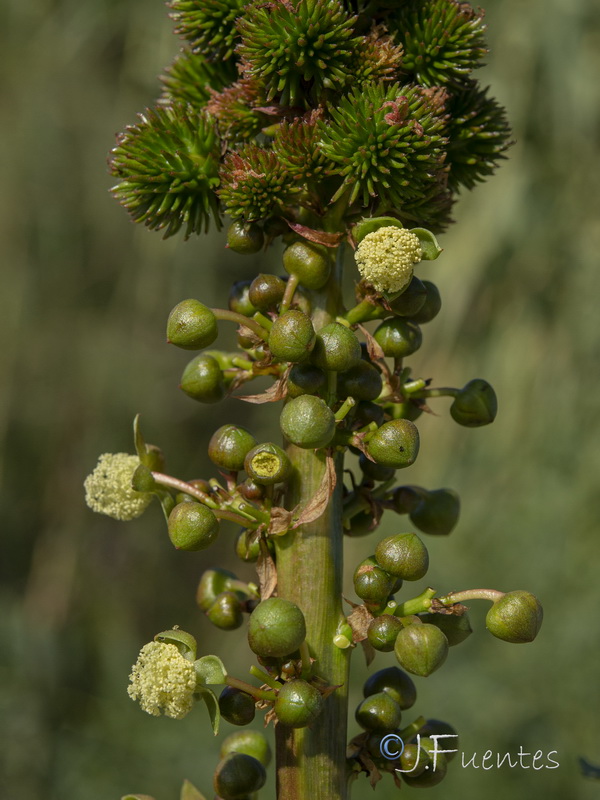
355 226 422 293
127 641 197 719
84 452 152 521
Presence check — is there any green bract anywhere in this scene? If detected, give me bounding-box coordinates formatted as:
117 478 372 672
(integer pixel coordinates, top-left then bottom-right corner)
109 105 221 238
247 598 306 658
280 395 335 449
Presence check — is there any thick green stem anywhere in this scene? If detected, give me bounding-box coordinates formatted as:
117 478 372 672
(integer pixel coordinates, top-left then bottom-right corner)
274 255 349 800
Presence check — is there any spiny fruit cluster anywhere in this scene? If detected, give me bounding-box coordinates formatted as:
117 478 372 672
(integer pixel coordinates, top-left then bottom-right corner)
110 0 511 239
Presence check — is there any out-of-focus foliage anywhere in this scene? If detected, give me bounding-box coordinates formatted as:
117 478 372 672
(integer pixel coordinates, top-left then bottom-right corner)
1 1 599 799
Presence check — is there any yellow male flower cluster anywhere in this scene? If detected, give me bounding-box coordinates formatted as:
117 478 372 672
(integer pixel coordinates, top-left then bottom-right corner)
127 641 197 720
84 453 152 521
355 226 423 293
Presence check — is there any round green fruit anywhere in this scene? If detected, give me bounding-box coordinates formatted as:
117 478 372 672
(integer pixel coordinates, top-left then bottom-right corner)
249 273 286 311
280 395 335 449
213 753 266 800
408 280 441 324
363 666 417 710
274 679 324 728
248 598 306 658
355 691 403 732
367 615 404 652
268 310 316 362
450 379 498 427
366 419 420 469
485 591 543 643
337 361 383 402
283 241 331 290
373 318 423 358
311 323 362 372
218 687 256 726
287 363 326 398
220 730 272 767
375 533 429 581
394 623 449 677
166 298 218 350
353 556 396 605
409 488 460 536
180 354 225 403
227 220 264 254
228 280 257 316
206 591 244 630
196 567 237 611
167 502 219 551
419 612 472 647
208 425 257 472
244 442 291 486
388 276 427 317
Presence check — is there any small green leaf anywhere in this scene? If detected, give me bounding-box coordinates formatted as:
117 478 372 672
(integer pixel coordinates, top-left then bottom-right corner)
131 464 156 493
353 216 404 244
133 414 147 461
157 490 176 522
154 628 197 660
197 686 221 735
409 227 442 260
194 654 228 685
180 779 208 800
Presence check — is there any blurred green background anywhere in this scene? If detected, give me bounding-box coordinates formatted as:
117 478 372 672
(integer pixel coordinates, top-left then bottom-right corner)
2 0 599 798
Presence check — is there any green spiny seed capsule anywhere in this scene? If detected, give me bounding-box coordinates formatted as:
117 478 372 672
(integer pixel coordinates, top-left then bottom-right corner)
409 488 460 536
375 533 429 581
399 742 432 776
354 400 385 427
388 276 428 317
408 280 442 324
394 623 449 677
167 501 219 551
359 452 396 483
227 220 264 254
166 298 218 350
485 591 543 643
213 753 266 800
274 679 324 728
337 361 383 402
367 614 405 652
208 424 258 472
363 666 417 710
248 598 306 658
367 419 420 469
206 591 244 630
218 687 256 726
391 485 427 515
196 568 238 611
451 379 498 427
345 510 379 538
353 556 396 605
311 322 362 372
404 738 448 787
268 310 316 363
280 395 335 449
228 280 257 317
180 354 225 403
419 719 459 761
419 612 473 647
287 363 326 398
220 730 272 768
283 241 331 290
355 691 403 732
244 442 291 485
249 273 286 311
373 318 423 358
